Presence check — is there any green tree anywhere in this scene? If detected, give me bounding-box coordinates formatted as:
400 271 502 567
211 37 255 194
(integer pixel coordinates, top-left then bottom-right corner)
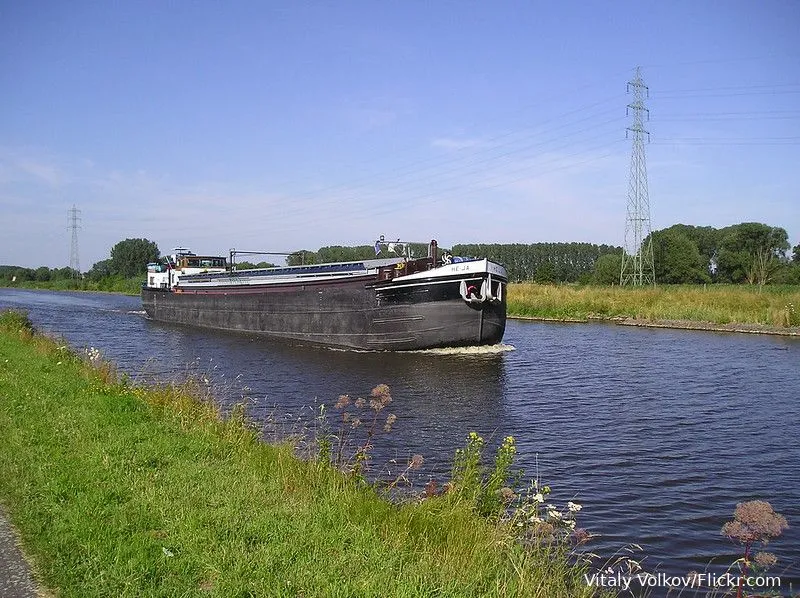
51 267 77 280
772 262 800 285
592 253 622 285
792 243 800 264
652 229 710 284
533 262 556 284
716 223 789 284
34 266 51 282
109 239 160 277
653 224 717 273
12 268 35 282
287 250 318 266
451 242 621 282
87 259 113 282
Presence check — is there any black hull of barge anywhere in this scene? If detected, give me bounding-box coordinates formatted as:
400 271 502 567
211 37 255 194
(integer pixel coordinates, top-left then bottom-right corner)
141 276 506 351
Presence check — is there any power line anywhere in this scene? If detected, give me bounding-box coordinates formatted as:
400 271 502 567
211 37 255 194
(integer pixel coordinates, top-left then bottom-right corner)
653 139 800 146
272 96 626 201
254 138 626 237
653 89 800 99
641 53 799 69
656 83 800 94
264 112 626 225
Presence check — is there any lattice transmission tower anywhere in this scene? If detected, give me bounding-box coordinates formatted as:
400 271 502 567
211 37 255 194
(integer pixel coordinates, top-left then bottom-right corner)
620 66 655 286
68 204 81 277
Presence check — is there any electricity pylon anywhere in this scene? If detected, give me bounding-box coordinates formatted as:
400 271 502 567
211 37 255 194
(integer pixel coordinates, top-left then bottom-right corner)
68 205 81 277
620 67 655 286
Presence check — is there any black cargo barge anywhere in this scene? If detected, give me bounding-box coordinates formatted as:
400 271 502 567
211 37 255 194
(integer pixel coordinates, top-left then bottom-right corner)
142 240 507 351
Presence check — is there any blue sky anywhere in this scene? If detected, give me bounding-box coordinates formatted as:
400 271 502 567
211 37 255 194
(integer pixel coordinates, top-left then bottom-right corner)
1 0 798 268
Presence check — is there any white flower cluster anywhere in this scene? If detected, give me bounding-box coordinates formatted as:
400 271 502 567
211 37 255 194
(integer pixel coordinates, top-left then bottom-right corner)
512 480 583 534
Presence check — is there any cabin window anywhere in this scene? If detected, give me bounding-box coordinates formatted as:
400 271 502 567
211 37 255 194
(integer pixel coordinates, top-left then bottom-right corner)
182 257 225 268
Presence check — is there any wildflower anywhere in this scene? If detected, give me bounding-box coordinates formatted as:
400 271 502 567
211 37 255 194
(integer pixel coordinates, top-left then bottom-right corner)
721 500 788 545
533 493 545 503
409 454 424 469
335 394 351 409
753 551 777 568
350 417 361 428
369 384 392 410
354 397 366 409
371 383 391 402
567 501 582 512
383 413 397 432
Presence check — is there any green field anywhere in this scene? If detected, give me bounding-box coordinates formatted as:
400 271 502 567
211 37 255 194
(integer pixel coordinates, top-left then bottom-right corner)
507 283 800 329
0 311 596 598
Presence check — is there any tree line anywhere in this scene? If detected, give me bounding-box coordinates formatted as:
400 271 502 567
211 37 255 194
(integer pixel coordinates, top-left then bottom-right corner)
3 223 800 288
451 242 621 283
1 238 159 291
646 222 799 285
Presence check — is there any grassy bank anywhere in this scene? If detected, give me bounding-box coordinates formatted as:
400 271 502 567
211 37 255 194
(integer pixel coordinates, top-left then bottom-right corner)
507 283 800 329
0 276 143 295
0 312 594 598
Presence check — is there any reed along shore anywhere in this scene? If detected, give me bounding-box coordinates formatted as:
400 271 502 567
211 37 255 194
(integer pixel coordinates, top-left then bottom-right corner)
507 284 800 334
0 311 597 598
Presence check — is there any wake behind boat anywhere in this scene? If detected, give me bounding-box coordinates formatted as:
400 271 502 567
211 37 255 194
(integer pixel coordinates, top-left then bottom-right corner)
141 239 507 351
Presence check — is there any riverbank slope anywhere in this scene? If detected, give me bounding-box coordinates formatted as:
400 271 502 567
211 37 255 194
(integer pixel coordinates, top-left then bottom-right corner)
0 312 593 598
507 284 800 335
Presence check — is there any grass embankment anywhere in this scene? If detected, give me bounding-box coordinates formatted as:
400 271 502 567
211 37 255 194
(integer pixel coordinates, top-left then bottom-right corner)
0 277 143 295
507 283 800 330
0 312 593 598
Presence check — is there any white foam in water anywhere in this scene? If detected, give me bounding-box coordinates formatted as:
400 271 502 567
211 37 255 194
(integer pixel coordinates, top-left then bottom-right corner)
324 343 516 354
407 343 516 355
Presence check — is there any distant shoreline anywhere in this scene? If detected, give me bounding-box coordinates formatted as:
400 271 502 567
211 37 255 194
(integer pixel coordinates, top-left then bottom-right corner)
508 314 800 337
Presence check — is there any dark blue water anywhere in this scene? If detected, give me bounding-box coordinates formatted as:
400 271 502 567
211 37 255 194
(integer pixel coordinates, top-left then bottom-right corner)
2 288 798 595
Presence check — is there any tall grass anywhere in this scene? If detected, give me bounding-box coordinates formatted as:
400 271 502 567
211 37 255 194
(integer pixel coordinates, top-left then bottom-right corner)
507 284 800 328
0 311 599 597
